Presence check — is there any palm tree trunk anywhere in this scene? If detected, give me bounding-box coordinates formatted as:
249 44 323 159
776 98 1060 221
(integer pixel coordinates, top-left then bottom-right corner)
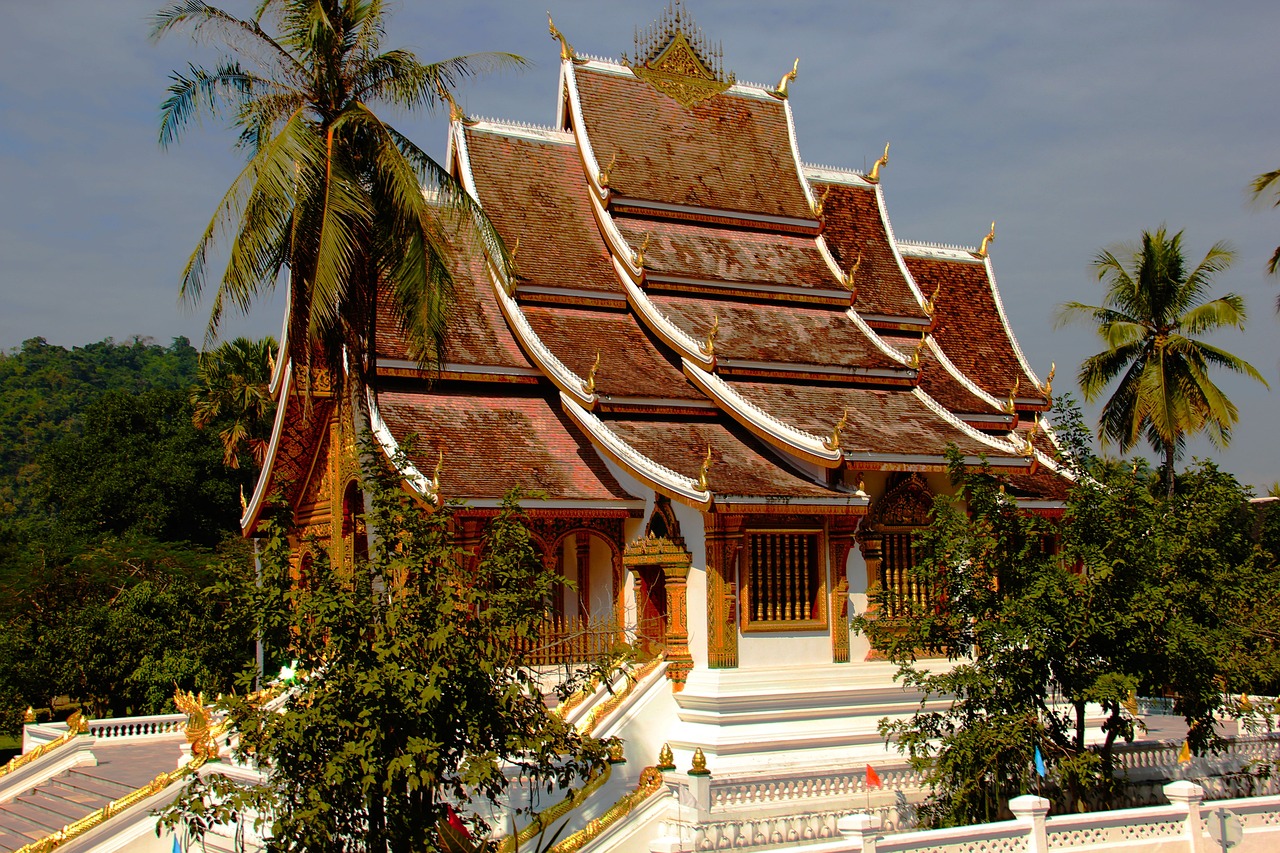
1163 439 1176 498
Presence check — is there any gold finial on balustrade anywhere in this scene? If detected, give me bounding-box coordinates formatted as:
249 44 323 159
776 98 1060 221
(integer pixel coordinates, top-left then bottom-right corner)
67 710 89 734
23 707 35 724
854 475 868 498
688 747 710 777
657 742 676 770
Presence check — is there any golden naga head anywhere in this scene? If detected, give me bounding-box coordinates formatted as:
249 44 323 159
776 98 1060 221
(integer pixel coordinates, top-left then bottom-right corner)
775 58 799 97
1005 376 1020 414
583 351 601 396
598 153 617 189
868 142 890 182
696 444 713 491
909 334 927 370
699 314 719 358
548 11 575 61
978 221 996 258
923 284 941 317
823 408 849 451
843 250 862 293
1041 362 1056 397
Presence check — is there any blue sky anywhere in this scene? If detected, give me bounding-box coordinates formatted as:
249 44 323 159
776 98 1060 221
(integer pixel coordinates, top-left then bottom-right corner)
1 1 1276 489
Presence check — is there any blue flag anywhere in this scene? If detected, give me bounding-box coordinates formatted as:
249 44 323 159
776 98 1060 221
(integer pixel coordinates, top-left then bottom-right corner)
172 836 182 853
1034 745 1047 777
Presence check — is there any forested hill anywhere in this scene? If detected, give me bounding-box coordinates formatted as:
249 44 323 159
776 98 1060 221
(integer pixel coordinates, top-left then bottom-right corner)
0 336 260 736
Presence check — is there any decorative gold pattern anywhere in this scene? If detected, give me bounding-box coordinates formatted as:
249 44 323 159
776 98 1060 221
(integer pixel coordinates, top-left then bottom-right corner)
828 517 859 663
657 742 676 770
623 2 734 108
548 767 666 853
688 747 710 776
580 655 665 733
978 221 996 258
0 714 87 782
706 513 743 668
868 142 890 182
607 741 626 763
174 688 218 762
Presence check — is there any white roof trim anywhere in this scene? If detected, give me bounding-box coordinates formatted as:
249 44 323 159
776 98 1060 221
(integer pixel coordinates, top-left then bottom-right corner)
924 337 1006 411
563 61 610 204
616 257 714 370
897 240 983 262
782 96 817 215
683 362 843 468
491 276 596 408
573 57 784 102
375 359 542 379
560 393 712 508
241 360 293 534
803 163 873 187
366 387 439 502
911 387 1027 458
463 118 572 144
872 182 930 310
267 285 290 396
985 255 1045 390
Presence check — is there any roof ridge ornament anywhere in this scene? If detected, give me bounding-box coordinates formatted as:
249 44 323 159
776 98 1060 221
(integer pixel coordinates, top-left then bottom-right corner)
699 315 719 357
633 232 651 268
1041 362 1055 399
434 79 475 126
823 408 849 451
548 12 581 63
1005 376 1020 414
812 185 831 217
583 351 601 396
909 333 927 369
696 443 713 491
977 221 996 258
622 0 735 108
599 153 617 188
770 58 799 100
867 142 890 182
923 284 941 317
842 250 862 294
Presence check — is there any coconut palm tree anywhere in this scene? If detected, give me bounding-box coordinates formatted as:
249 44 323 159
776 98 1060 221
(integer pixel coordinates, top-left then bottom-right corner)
152 0 520 399
190 336 277 469
1250 167 1280 304
1057 227 1268 497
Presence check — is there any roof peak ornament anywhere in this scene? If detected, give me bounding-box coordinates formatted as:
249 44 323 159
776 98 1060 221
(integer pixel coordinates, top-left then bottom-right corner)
622 0 735 109
909 333 927 370
867 142 890 182
1041 362 1055 398
770 58 799 100
977 221 996 258
842 250 862 294
583 351 601 396
434 78 475 126
923 283 941 317
699 314 719 357
812 185 831 218
1005 376 1020 414
633 232 651 268
548 12 581 63
599 153 617 188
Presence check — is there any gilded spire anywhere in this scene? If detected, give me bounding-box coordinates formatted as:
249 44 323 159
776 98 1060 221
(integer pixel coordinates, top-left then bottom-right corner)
696 444 712 491
699 315 719 358
548 12 576 61
657 742 676 770
773 58 799 99
689 747 711 776
978 221 996 258
823 408 849 451
867 142 890 182
623 1 735 108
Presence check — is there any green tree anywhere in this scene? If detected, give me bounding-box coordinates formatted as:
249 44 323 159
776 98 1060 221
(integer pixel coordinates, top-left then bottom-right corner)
160 461 610 853
190 336 278 470
152 0 519 401
1057 227 1267 496
859 423 1280 826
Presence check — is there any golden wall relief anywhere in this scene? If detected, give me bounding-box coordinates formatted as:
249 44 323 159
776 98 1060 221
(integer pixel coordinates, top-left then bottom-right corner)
704 513 743 669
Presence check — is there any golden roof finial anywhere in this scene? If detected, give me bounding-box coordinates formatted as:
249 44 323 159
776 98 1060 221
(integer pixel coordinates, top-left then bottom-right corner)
774 58 799 98
923 284 941 317
823 408 849 451
239 486 247 512
812 185 831 218
1042 362 1056 397
699 315 719 358
23 707 35 724
978 221 996 258
1023 416 1039 457
843 250 862 293
854 475 868 498
599 153 617 188
633 233 651 269
696 444 713 491
427 450 444 504
434 78 471 126
1005 376 1020 414
548 11 575 61
868 142 890 182
910 334 927 369
689 746 711 776
658 742 676 770
583 351 601 396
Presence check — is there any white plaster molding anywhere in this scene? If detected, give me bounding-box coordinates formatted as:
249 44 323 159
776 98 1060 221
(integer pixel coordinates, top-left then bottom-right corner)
365 388 438 502
490 277 596 408
240 360 292 534
985 255 1045 389
616 257 714 370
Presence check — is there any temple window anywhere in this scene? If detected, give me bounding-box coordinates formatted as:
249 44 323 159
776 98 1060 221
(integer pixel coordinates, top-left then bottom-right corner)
878 531 933 619
742 528 826 630
858 474 936 624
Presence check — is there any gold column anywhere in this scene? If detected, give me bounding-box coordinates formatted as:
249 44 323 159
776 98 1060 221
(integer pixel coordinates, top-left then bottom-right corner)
828 517 860 663
662 563 692 690
706 514 742 669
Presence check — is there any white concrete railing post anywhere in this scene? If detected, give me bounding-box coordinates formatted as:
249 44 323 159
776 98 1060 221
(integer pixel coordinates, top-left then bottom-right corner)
1009 795 1050 853
1164 780 1205 853
837 813 880 852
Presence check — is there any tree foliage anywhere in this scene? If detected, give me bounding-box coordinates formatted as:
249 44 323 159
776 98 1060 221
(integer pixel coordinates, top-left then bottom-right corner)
1056 227 1267 496
859 407 1280 826
160 458 610 853
191 336 278 471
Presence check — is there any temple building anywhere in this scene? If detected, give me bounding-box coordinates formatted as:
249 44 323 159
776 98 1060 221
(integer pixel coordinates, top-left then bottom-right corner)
239 2 1071 844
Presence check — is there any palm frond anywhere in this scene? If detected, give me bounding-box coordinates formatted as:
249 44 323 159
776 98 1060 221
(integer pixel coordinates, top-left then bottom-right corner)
1177 294 1247 335
1171 338 1269 387
159 62 255 147
1077 342 1146 403
1177 240 1235 312
151 0 306 83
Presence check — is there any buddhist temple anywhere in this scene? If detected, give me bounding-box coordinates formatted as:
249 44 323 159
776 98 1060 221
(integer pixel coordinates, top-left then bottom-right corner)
237 1 1071 844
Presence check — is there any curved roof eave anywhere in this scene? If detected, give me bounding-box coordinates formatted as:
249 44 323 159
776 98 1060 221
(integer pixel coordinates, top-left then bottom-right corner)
240 360 294 536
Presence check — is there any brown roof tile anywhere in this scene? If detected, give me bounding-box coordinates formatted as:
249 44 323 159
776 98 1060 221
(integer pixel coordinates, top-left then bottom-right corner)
574 66 813 220
601 416 837 498
725 379 1019 461
646 293 899 371
614 216 832 288
815 182 929 321
904 255 1048 405
519 305 702 400
464 126 620 295
377 388 632 501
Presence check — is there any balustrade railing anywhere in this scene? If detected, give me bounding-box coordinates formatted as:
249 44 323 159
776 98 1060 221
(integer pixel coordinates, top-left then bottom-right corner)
515 615 665 667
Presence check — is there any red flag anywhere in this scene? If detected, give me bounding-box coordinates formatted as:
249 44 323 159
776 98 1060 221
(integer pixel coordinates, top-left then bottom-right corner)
445 804 471 839
865 764 883 789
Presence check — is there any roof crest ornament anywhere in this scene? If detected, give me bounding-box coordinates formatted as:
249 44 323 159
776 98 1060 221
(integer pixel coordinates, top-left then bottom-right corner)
769 58 799 100
1041 362 1055 399
599 153 617 188
812 185 831 217
622 0 735 109
548 12 582 63
696 443 713 491
977 221 996 258
699 315 719 358
434 78 475 126
823 408 849 451
867 142 890 183
923 283 941 317
583 351 601 396
633 233 651 268
1005 376 1020 414
842 250 862 294
909 333 927 370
